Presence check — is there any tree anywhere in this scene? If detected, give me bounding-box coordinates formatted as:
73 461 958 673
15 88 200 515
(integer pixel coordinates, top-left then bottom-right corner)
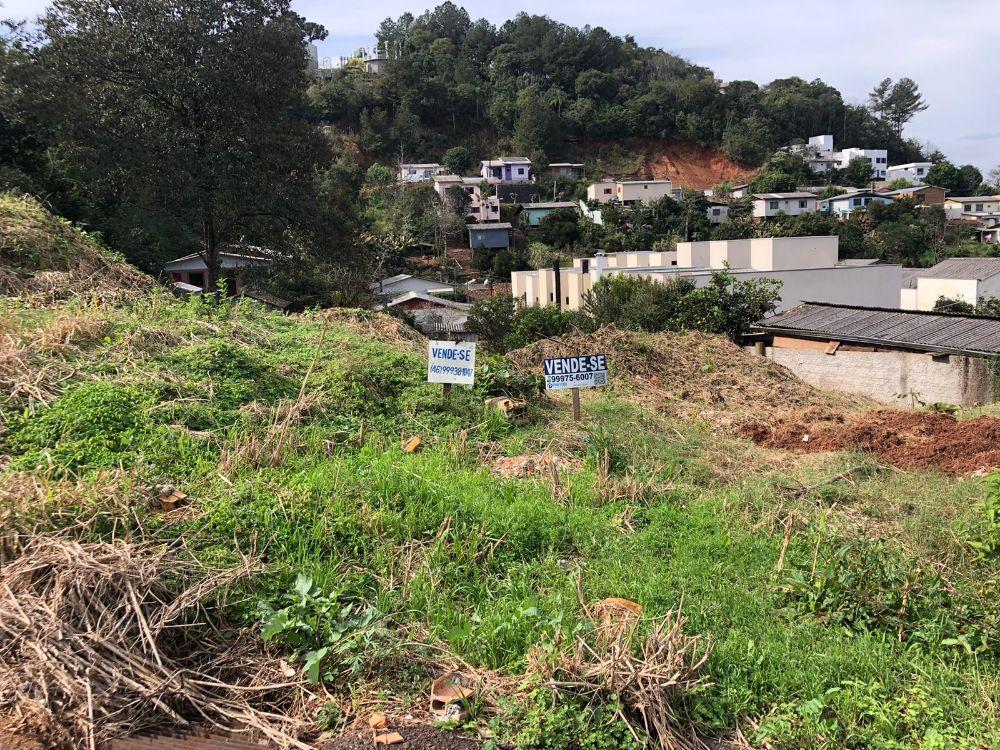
958 164 984 195
583 275 696 332
868 77 928 138
466 294 517 352
925 161 964 194
442 146 472 175
674 270 782 340
512 86 560 166
843 155 874 187
24 0 331 290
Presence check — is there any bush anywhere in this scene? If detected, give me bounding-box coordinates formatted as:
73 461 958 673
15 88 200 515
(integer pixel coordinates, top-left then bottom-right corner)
506 305 572 350
673 270 781 340
583 275 695 332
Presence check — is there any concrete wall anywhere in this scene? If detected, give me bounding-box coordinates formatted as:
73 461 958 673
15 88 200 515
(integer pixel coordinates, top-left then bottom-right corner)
915 277 979 310
748 236 839 271
710 239 751 269
900 287 918 309
767 347 995 407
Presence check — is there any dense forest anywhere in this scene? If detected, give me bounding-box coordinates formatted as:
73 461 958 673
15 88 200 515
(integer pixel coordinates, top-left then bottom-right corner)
309 3 925 167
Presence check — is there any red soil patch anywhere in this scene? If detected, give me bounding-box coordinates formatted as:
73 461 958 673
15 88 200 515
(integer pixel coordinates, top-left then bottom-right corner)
743 408 1000 475
632 138 757 189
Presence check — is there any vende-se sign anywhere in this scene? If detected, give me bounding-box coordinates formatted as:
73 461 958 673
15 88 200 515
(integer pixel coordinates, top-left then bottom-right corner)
543 354 608 391
427 340 476 385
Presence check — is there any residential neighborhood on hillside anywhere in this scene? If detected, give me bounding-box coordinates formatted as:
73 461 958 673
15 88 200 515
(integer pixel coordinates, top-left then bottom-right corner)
3 2 1000 749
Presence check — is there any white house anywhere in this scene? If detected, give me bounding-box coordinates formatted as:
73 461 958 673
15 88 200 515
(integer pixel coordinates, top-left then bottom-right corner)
434 175 500 223
399 163 445 182
512 236 901 313
900 257 1000 311
164 248 272 295
480 157 532 183
944 195 1000 220
586 179 674 206
752 192 818 219
371 274 456 301
819 191 895 217
837 147 889 180
886 162 933 184
383 291 471 334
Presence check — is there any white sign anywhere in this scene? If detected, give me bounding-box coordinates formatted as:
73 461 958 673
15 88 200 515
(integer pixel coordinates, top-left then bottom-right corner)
543 354 608 391
427 340 476 385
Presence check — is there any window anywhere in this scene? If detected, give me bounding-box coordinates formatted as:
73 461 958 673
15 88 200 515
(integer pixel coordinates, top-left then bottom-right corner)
517 168 524 175
917 168 924 175
644 185 649 189
769 200 779 210
799 200 807 209
852 198 862 207
604 188 612 195
712 208 721 216
188 272 205 288
975 204 984 212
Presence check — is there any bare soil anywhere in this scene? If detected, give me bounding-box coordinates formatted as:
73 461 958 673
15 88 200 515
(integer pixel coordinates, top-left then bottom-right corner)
318 722 482 750
742 408 1000 475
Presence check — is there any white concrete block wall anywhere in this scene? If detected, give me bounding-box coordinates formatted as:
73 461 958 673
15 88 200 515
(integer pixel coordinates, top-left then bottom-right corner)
915 278 979 310
768 348 995 407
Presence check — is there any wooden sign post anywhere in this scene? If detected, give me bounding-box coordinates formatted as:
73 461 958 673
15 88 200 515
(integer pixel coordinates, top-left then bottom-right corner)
427 340 476 398
542 354 609 422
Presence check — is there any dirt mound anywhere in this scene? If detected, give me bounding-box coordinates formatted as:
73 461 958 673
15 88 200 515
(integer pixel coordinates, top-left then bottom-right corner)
743 408 1000 475
508 327 866 425
322 308 426 354
0 193 154 305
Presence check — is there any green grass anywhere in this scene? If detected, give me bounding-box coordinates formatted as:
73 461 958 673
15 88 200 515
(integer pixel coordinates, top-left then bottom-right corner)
1 296 998 749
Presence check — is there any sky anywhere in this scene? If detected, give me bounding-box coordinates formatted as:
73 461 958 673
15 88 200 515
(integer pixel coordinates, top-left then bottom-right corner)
5 0 998 173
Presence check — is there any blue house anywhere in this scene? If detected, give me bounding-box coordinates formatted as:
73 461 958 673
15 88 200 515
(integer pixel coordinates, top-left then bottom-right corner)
480 157 532 183
520 201 579 227
468 222 512 250
820 191 894 217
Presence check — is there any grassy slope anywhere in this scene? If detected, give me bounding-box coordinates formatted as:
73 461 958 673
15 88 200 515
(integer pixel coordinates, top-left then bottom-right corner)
0 198 997 749
2 293 997 749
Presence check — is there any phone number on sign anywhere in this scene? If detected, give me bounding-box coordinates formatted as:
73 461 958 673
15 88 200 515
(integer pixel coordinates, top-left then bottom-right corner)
545 372 606 385
429 364 474 377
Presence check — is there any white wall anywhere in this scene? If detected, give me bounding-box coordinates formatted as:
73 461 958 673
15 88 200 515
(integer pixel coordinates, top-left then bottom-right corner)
900 288 918 309
753 196 817 218
914 278 980 310
710 239 751 269
676 242 711 268
748 236 839 272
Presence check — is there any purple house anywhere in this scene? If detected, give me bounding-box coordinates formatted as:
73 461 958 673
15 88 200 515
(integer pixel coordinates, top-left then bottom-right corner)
480 156 532 184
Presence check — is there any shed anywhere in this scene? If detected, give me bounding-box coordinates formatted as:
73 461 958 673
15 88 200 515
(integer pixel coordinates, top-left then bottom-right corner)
468 222 512 250
163 248 272 295
751 302 1000 407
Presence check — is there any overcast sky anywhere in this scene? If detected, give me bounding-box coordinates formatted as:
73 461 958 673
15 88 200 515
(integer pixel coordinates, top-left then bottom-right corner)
6 0 997 172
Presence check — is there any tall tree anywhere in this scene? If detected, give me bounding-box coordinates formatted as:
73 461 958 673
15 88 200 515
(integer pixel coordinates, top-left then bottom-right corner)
22 0 331 289
868 77 928 138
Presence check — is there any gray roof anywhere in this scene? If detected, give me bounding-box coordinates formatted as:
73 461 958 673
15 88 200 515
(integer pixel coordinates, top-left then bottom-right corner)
520 201 579 210
753 192 817 200
916 257 1000 281
754 302 1000 356
468 222 512 230
901 267 922 289
839 258 882 267
880 185 943 197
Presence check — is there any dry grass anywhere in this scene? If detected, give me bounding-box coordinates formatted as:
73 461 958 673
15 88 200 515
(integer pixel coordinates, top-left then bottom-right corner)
0 193 153 306
0 535 315 749
533 585 713 750
0 310 112 413
508 326 869 427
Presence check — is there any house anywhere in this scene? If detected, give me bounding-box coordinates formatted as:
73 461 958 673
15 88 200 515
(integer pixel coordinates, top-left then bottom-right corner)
752 192 818 219
512 236 901 313
384 291 471 335
729 183 751 199
751 302 1000 407
364 55 388 75
520 201 580 227
944 195 1000 220
879 185 948 206
898 257 1000 311
434 175 500 222
399 163 445 182
837 147 889 179
886 162 933 184
706 202 729 224
545 163 585 180
586 179 674 206
468 222 512 250
791 135 887 178
819 191 894 217
370 274 456 301
480 157 532 183
164 248 272 295
975 223 1000 244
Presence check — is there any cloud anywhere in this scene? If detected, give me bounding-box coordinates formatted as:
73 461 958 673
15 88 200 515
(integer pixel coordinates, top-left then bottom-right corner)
960 133 1000 141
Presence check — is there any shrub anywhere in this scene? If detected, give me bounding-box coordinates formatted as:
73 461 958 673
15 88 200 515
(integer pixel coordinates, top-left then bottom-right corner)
583 275 695 332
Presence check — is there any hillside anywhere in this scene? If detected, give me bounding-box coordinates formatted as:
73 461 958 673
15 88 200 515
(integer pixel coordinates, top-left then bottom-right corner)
565 139 757 189
1 202 999 749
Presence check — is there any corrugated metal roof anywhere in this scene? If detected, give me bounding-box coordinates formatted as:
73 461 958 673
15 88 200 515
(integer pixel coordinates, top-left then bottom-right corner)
468 222 512 230
754 302 1000 356
916 257 1000 281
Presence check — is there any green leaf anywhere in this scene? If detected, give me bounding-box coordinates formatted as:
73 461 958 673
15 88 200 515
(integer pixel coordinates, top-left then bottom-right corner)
294 573 314 597
303 647 329 684
261 610 290 641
